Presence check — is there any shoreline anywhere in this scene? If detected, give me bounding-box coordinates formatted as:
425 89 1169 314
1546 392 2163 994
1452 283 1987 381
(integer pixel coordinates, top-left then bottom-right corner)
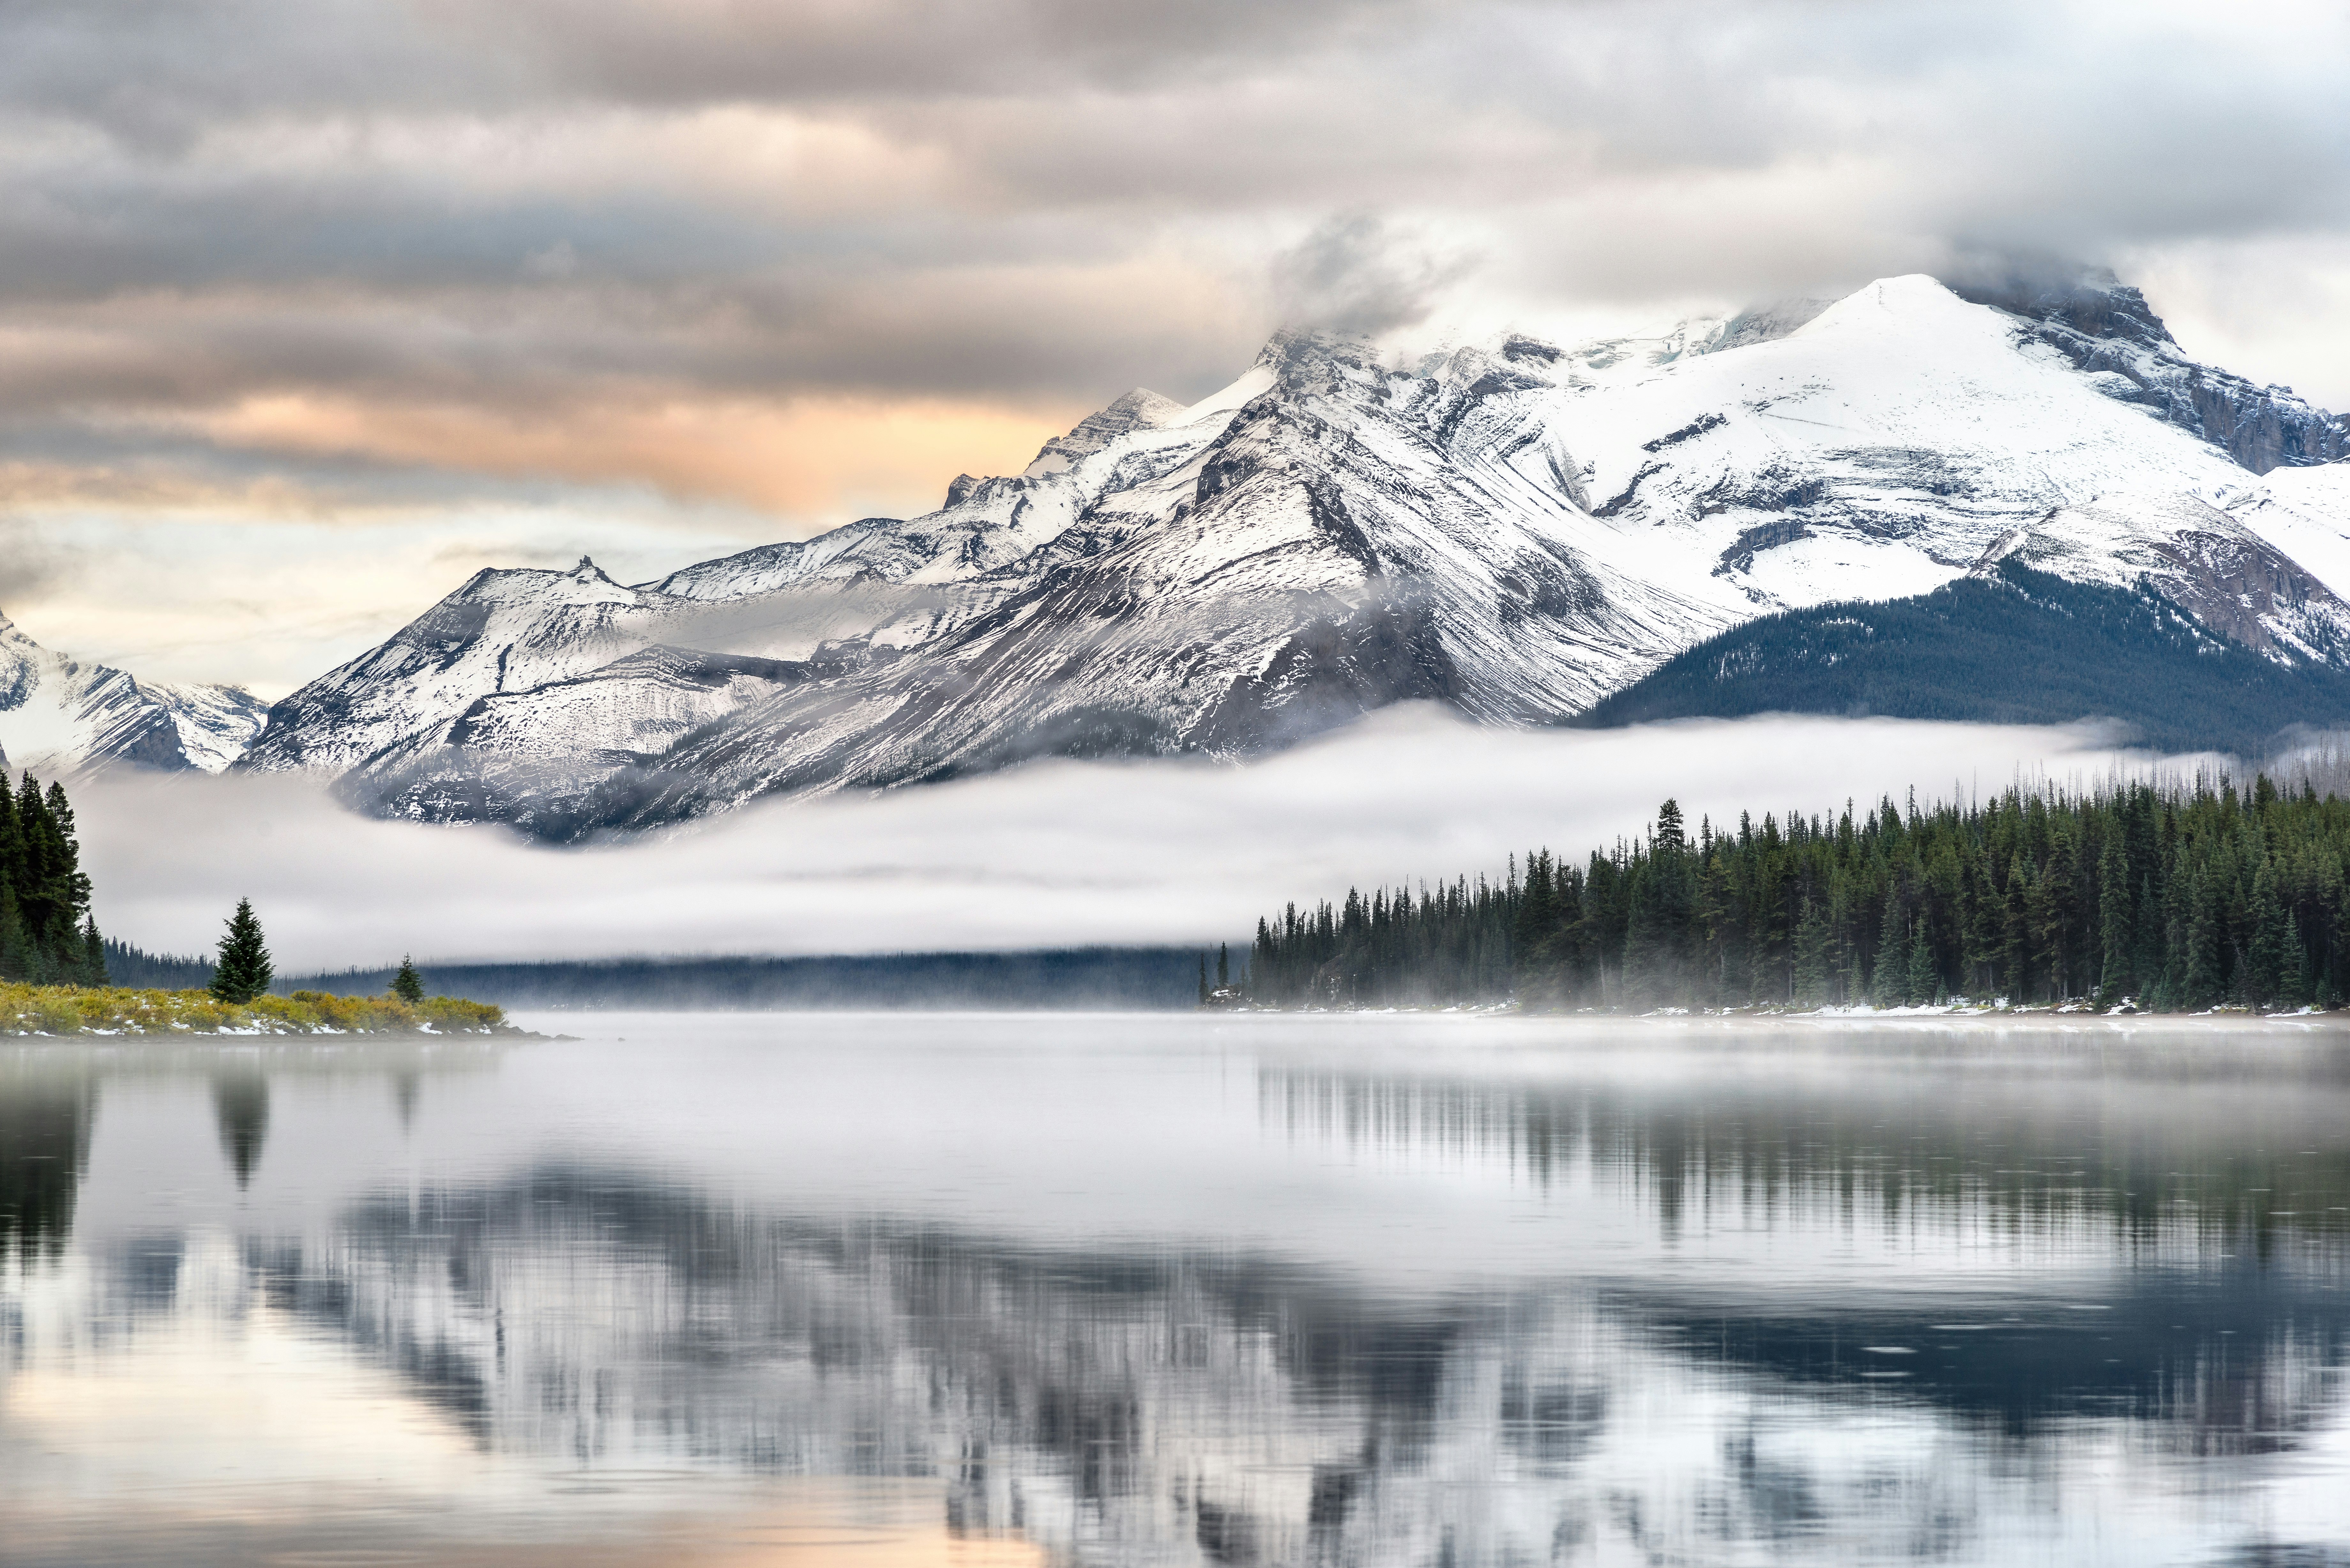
0 981 517 1039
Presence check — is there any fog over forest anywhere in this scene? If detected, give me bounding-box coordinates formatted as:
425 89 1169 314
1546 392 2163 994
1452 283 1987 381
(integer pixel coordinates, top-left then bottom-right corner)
74 708 2205 971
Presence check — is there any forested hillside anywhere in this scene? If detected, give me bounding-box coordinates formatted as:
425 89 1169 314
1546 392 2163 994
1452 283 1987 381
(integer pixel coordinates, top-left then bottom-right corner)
1575 563 2350 753
0 773 103 985
1248 776 2350 1013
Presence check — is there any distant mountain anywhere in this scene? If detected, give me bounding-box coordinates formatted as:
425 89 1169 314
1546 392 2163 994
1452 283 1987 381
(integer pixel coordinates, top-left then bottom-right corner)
232 270 2350 835
1575 561 2350 753
0 612 269 774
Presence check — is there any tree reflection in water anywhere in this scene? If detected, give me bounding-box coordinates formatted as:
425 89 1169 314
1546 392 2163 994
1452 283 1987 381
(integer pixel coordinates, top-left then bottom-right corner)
211 1070 270 1190
5 1027 2350 1567
0 1067 95 1265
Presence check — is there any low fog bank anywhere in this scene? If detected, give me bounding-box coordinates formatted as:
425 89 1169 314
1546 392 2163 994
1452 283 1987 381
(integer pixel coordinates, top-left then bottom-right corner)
278 950 1205 1012
76 708 2199 973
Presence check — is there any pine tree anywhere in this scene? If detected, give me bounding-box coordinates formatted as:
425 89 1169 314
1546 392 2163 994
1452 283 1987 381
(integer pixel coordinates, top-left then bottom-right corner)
0 885 27 983
392 955 425 1005
2248 862 2289 1008
2096 832 2133 1006
2001 855 2032 1002
1790 897 1830 1007
1869 886 1905 1008
2184 865 2225 1008
2280 914 2308 1009
1904 915 1936 1005
1217 943 1230 992
80 916 107 986
209 899 274 1004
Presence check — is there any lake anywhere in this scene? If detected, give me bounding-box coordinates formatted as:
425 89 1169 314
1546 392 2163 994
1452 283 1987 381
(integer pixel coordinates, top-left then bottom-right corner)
4 1012 2348 1566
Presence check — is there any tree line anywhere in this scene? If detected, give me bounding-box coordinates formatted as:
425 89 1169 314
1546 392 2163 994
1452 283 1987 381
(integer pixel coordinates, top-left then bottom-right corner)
0 772 105 985
0 772 433 1010
1247 776 2350 1013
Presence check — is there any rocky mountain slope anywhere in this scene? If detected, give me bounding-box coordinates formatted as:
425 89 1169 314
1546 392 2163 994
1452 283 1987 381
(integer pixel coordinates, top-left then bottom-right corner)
1577 560 2350 752
233 270 2350 835
0 613 269 774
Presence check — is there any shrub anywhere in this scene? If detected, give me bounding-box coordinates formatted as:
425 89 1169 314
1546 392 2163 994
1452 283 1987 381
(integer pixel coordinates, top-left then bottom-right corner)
0 981 511 1037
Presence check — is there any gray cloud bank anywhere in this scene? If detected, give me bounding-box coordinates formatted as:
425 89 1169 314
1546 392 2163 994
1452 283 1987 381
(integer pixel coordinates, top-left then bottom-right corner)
78 709 2193 972
5 0 2350 455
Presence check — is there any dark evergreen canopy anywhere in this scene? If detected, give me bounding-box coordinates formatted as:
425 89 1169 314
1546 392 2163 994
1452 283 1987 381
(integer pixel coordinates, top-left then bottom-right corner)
1250 777 2350 1014
0 771 102 985
1575 563 2350 755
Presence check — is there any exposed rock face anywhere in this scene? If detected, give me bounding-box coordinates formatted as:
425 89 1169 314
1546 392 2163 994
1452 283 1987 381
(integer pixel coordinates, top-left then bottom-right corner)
234 272 2350 836
143 682 275 772
1707 297 1834 354
1022 387 1186 477
1950 266 2350 474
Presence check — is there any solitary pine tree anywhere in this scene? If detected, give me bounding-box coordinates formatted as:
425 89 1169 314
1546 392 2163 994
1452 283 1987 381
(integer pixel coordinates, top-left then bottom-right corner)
81 916 107 986
392 955 425 1005
209 899 273 1004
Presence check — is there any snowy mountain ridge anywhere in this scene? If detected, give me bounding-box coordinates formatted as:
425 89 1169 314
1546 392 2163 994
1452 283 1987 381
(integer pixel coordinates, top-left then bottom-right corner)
229 270 2350 836
0 613 270 775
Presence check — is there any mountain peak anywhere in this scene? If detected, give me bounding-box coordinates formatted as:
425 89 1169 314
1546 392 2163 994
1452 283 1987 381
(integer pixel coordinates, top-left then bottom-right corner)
1023 386 1188 478
1942 259 2177 350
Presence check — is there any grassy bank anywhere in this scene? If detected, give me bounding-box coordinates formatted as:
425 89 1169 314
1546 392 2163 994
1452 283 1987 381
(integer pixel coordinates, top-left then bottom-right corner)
1 982 509 1037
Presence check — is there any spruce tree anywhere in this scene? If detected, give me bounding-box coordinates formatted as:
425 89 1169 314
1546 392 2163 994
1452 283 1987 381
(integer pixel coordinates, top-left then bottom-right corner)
2001 856 2032 1001
2247 862 2288 1007
2280 914 2308 1009
2096 834 2133 1005
1905 916 1936 1005
80 916 107 987
2183 867 2225 1009
0 885 26 985
209 899 273 1004
391 955 425 1005
1790 897 1830 1007
1868 888 1905 1008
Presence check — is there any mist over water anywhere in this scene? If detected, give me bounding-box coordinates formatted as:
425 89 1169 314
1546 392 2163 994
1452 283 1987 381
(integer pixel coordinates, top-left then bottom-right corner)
5 1013 2348 1566
75 710 2187 970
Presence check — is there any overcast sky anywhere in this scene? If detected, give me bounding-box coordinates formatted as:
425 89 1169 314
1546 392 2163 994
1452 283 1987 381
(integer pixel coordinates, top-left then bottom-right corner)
6 0 2350 693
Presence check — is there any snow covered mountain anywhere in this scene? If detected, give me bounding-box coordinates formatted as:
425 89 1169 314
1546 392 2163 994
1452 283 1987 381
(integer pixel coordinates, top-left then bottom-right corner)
0 613 269 774
234 269 2350 836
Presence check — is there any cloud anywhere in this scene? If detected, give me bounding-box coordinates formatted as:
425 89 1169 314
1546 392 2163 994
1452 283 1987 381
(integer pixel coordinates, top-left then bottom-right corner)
76 709 2195 971
4 0 2350 687
0 518 76 609
1271 214 1476 337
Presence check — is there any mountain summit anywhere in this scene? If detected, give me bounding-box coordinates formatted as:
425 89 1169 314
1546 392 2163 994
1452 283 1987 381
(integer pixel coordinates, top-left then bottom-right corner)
232 271 2350 836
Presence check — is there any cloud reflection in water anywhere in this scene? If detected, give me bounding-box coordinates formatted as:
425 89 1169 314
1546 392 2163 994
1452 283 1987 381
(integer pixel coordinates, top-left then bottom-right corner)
3 1018 2349 1565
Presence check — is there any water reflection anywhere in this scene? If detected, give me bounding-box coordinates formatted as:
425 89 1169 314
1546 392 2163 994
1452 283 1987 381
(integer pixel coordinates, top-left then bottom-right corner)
4 1021 2350 1567
0 1064 94 1265
209 1069 269 1189
1262 1062 2350 1249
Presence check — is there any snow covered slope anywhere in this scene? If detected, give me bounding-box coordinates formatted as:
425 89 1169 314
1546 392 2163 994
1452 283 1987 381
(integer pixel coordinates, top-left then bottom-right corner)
233 270 2350 836
142 681 274 772
0 614 268 773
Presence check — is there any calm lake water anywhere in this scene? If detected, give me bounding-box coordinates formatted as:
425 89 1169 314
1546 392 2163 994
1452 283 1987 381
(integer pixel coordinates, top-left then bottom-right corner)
4 1012 2349 1567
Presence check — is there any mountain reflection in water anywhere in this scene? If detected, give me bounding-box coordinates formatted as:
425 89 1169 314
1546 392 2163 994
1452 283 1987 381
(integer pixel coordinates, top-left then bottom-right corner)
3 1015 2349 1566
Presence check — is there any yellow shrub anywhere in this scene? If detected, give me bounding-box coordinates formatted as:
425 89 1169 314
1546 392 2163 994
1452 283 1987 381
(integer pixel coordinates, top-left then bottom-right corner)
0 982 512 1037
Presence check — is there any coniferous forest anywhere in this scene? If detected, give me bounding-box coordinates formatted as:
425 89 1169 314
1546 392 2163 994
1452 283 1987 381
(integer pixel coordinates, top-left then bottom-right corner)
1247 776 2350 1014
0 772 104 986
